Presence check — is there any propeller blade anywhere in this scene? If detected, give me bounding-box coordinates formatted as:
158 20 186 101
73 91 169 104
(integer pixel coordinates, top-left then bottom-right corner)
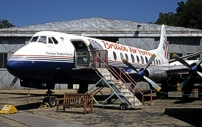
143 76 161 92
177 73 193 91
172 53 190 68
9 77 18 89
196 58 202 67
197 71 202 77
122 59 138 72
143 54 156 72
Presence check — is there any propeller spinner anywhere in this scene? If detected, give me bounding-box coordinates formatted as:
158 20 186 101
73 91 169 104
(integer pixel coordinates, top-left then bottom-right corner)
172 53 202 91
122 54 161 92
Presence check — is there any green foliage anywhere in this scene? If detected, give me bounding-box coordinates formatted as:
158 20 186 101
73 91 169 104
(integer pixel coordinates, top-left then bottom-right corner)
0 19 15 29
155 0 202 29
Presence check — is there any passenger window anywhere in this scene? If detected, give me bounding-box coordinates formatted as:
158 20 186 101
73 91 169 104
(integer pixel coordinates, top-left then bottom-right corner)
159 60 161 65
141 56 144 64
145 57 148 64
125 53 128 61
38 36 46 44
120 53 124 60
136 55 139 63
113 51 117 60
156 59 158 65
131 54 135 63
51 37 58 44
30 36 38 42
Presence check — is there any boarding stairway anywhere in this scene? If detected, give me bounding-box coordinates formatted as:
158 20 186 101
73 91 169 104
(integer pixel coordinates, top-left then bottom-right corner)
74 49 144 109
93 67 143 108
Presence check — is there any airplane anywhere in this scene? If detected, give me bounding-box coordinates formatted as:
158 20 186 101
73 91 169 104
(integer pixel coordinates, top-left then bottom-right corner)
6 24 202 106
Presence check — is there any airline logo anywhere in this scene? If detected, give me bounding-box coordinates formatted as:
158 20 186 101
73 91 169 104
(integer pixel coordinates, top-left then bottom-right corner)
101 41 152 56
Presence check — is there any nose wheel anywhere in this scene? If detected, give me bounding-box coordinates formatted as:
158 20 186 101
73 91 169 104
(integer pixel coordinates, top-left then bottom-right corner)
43 89 56 107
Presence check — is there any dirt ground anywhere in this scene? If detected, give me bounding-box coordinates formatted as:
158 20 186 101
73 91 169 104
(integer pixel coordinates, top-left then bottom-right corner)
0 89 202 127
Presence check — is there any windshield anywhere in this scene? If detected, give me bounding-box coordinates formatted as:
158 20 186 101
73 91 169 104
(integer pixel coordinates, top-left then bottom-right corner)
38 36 47 44
30 36 38 42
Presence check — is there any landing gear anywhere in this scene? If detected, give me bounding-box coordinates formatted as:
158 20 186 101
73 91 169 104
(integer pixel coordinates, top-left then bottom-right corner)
156 81 168 99
156 91 168 99
43 89 56 107
78 83 88 93
181 84 194 101
181 89 192 101
198 88 202 100
119 103 128 110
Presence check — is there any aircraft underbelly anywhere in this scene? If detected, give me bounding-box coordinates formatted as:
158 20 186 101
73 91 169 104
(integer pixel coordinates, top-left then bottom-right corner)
7 60 74 82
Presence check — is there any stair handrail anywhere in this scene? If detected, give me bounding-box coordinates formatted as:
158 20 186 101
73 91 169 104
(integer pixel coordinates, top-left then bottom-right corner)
94 49 144 96
116 67 144 95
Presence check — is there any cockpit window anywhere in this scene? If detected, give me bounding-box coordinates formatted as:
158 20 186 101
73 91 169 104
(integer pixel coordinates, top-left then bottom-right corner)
48 37 54 44
48 37 58 44
30 36 38 42
51 37 58 44
38 36 47 44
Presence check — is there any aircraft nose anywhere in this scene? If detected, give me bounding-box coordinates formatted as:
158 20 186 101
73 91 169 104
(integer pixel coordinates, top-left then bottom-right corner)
6 60 20 76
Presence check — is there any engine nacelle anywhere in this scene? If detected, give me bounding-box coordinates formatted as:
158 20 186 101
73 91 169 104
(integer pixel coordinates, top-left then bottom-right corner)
142 67 168 82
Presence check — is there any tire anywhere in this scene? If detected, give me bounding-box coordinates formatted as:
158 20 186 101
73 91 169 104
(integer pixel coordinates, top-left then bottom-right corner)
48 97 56 107
43 97 56 107
119 103 128 110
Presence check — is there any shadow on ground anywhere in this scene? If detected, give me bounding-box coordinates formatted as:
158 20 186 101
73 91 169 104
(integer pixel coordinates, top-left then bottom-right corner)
16 102 42 110
164 107 202 126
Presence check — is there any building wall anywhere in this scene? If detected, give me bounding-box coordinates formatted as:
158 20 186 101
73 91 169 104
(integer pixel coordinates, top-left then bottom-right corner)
0 37 28 89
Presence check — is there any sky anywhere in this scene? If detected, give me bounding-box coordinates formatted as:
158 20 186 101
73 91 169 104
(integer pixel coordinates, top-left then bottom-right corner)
0 0 187 27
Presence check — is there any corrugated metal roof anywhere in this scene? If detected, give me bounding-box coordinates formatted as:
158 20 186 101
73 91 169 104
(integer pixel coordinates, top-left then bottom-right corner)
0 17 202 35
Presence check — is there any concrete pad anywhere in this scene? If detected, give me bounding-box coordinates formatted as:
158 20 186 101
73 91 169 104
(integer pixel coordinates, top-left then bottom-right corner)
3 111 87 127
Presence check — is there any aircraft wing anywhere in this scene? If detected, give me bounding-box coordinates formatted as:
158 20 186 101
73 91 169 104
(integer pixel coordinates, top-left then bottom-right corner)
169 51 202 63
166 66 189 75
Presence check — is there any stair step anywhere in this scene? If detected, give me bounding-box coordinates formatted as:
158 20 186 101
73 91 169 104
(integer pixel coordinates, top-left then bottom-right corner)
96 67 143 108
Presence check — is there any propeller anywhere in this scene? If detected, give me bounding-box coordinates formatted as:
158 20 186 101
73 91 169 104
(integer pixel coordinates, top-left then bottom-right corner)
122 54 161 92
172 53 202 91
9 77 18 89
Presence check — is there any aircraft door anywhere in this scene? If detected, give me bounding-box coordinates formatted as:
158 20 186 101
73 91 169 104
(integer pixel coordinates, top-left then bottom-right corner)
70 40 91 68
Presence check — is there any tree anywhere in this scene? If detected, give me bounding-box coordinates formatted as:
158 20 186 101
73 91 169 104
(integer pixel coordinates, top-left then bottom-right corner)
155 0 202 29
0 19 15 29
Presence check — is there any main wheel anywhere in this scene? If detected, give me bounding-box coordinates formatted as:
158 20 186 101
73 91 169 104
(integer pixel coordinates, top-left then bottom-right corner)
119 103 128 110
43 97 56 107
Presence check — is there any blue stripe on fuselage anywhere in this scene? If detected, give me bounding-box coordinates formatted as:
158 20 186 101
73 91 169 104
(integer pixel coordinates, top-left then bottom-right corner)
7 60 74 83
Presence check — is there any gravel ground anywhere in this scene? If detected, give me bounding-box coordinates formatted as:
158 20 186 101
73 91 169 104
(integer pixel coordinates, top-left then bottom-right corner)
0 89 201 127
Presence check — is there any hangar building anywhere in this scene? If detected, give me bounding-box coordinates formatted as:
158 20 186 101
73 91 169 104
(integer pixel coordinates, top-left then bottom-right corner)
0 17 202 89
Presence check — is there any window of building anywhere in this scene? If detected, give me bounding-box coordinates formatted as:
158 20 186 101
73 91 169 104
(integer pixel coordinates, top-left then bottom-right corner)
0 53 7 68
187 53 200 60
131 54 135 63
